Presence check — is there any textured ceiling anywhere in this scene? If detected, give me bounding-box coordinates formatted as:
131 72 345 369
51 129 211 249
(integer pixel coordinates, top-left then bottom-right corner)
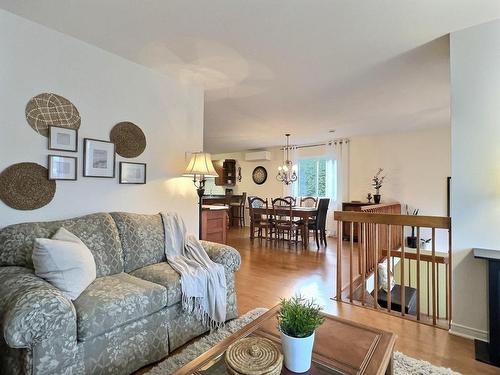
1 1 499 152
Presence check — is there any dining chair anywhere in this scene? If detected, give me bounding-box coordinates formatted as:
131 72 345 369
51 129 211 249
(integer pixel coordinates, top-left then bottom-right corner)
307 198 330 249
248 196 274 240
300 196 318 208
230 192 247 227
272 198 304 246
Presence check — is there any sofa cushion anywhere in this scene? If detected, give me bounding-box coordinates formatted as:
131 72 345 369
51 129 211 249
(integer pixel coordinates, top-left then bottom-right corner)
130 262 181 307
0 213 123 277
33 228 96 300
73 272 167 341
110 212 166 272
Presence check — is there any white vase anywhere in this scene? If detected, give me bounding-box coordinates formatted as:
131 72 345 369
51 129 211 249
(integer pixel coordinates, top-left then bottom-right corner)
280 331 315 373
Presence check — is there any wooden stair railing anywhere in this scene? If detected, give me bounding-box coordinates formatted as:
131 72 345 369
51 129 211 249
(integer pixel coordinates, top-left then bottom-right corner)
335 208 451 329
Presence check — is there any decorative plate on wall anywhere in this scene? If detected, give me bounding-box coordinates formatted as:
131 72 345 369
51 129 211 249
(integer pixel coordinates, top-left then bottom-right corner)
25 93 81 137
0 162 56 210
252 166 267 185
110 122 146 158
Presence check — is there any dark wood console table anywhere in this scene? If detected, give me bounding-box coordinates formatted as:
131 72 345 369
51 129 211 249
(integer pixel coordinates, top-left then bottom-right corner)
473 248 500 367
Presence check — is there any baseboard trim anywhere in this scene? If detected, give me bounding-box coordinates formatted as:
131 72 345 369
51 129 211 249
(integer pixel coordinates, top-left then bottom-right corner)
450 321 489 342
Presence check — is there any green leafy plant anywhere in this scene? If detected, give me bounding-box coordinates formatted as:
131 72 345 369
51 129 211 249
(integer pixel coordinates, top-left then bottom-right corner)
277 295 324 338
372 168 386 194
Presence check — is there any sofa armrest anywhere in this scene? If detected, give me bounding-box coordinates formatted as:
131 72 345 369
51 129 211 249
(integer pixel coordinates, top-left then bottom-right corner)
200 241 241 272
0 266 76 349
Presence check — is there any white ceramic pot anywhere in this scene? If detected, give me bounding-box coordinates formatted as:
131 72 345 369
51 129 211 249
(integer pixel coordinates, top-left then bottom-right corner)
280 331 315 373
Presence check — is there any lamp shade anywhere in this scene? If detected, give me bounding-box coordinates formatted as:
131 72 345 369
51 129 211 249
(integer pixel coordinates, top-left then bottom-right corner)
183 152 219 178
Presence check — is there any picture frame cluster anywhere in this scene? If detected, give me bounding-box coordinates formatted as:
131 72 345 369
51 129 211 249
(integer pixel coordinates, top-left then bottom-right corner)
47 125 147 184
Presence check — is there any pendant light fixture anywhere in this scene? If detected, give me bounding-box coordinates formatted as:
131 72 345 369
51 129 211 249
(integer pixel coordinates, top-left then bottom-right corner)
276 133 297 185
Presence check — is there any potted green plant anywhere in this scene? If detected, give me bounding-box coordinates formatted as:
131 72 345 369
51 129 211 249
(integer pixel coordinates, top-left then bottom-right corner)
277 295 324 373
405 205 419 248
372 168 386 204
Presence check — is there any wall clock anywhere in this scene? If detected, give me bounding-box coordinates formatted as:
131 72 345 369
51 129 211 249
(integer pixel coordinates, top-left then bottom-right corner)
252 166 267 185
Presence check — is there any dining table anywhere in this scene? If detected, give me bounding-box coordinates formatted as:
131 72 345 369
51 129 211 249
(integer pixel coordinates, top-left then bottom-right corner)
248 206 318 246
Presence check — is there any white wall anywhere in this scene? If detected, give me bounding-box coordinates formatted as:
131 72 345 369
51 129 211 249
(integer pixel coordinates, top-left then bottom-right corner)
0 10 204 233
349 127 451 248
450 19 500 341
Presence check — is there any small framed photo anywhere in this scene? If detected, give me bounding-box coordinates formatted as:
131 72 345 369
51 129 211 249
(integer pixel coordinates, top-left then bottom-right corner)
48 126 78 152
83 138 116 178
120 162 146 184
48 155 77 180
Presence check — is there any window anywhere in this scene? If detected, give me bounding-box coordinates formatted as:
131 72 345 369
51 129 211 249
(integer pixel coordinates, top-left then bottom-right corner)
297 158 328 197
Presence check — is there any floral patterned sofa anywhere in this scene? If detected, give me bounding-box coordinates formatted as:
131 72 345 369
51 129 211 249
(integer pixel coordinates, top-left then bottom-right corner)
0 212 241 375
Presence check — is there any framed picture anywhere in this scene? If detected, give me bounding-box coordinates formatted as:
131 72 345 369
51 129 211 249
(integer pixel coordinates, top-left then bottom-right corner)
48 126 78 152
119 162 146 184
83 138 116 178
48 155 77 180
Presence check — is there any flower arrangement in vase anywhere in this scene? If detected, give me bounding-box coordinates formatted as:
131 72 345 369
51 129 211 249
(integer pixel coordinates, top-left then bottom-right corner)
372 168 386 204
277 295 324 373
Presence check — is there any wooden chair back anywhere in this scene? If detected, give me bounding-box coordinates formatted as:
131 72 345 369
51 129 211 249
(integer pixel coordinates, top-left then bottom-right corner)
248 196 269 223
282 196 297 206
272 198 294 228
300 196 318 208
240 192 247 208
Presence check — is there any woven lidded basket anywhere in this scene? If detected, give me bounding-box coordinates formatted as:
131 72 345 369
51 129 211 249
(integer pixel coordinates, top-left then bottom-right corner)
225 337 283 375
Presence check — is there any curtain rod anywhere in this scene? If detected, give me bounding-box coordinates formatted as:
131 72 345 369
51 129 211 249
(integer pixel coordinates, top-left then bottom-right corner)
279 138 349 150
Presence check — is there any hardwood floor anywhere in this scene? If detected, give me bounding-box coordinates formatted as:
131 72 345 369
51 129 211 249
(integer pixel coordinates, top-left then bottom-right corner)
228 227 499 375
137 228 498 374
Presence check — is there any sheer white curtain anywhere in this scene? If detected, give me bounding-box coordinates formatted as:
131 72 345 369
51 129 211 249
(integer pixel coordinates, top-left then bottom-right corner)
282 145 299 197
325 140 350 236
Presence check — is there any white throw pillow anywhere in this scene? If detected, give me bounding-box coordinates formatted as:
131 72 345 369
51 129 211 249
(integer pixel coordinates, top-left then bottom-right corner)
378 262 395 292
33 227 96 300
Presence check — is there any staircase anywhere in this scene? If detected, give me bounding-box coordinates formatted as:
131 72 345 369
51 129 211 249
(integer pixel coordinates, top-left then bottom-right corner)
335 203 452 329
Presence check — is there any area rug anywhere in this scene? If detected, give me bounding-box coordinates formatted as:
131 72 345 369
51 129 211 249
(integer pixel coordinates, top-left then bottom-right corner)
146 308 460 375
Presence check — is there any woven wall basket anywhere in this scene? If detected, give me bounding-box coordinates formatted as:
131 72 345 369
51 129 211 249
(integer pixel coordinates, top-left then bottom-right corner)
110 121 146 158
25 93 81 137
0 163 56 210
225 337 283 375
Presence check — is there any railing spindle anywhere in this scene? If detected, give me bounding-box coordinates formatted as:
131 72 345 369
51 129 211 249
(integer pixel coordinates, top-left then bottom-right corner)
437 263 440 319
427 262 430 317
336 220 342 301
387 225 391 312
448 226 452 328
349 222 354 302
362 223 366 306
374 224 379 310
432 227 437 325
401 225 405 317
416 227 421 321
445 261 449 321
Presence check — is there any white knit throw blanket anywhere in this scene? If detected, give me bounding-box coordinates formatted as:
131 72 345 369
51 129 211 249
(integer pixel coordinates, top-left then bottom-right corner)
161 212 227 329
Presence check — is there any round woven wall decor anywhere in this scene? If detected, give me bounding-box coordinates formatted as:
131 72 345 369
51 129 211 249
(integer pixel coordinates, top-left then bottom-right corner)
0 163 56 210
110 122 146 158
25 93 81 137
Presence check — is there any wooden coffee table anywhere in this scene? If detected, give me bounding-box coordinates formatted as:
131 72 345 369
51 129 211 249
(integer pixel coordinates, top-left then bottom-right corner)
174 305 396 374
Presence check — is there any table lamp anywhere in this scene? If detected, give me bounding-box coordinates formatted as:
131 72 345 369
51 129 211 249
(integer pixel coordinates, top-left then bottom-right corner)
183 152 219 238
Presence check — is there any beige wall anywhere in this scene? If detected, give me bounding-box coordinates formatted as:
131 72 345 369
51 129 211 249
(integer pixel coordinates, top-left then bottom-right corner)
0 10 204 234
349 127 450 215
449 19 500 341
349 127 451 249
